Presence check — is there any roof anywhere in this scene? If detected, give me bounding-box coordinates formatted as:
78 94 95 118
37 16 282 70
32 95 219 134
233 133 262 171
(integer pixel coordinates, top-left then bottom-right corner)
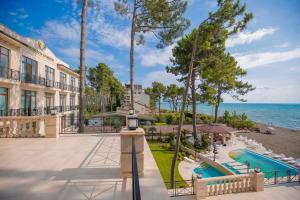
197 124 235 135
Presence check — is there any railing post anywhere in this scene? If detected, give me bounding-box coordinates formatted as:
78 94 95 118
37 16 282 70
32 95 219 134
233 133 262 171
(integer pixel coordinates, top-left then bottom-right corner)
194 178 208 199
120 128 145 178
253 172 264 192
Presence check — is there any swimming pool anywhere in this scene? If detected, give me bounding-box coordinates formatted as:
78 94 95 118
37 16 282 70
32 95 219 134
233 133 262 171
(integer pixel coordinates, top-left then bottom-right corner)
194 163 225 178
228 149 298 178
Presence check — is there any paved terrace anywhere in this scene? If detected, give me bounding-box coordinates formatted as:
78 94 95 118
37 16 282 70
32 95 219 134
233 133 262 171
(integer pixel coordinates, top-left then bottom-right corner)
0 134 169 200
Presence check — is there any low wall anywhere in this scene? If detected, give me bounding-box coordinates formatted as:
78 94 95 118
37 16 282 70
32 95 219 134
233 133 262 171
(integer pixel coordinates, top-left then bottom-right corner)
180 145 234 175
194 172 264 199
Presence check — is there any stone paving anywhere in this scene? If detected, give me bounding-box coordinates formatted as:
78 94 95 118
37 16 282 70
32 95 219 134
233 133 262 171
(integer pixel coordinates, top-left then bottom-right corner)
0 134 169 200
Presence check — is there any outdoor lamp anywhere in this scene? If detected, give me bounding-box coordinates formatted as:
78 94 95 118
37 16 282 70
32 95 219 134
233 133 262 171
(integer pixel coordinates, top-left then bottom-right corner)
127 109 138 130
254 167 261 173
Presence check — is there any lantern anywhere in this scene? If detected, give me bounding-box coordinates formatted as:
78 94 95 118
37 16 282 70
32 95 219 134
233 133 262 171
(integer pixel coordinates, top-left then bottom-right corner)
127 109 138 130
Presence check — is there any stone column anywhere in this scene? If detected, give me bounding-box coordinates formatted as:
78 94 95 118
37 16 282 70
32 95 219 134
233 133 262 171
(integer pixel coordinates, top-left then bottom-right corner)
44 115 60 138
252 172 264 192
120 128 145 178
194 178 208 199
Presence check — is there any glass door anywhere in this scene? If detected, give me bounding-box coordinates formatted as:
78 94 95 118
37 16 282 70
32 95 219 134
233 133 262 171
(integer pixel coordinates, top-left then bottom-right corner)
22 56 37 84
21 90 36 115
0 87 8 116
0 46 9 79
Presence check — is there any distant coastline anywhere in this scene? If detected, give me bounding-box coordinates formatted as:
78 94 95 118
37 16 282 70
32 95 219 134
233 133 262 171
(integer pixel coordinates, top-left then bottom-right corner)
160 102 300 131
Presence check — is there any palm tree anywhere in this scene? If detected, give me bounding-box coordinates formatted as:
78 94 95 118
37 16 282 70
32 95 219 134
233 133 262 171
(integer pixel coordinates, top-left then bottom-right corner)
79 0 87 133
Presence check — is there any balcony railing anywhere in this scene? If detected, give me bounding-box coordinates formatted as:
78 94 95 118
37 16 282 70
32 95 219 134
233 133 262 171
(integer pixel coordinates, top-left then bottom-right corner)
21 73 38 84
132 137 141 200
0 67 20 81
0 106 79 117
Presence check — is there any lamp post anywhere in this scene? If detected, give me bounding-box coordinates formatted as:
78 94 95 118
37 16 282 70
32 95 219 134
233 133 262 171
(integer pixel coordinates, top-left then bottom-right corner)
127 109 138 130
213 139 218 162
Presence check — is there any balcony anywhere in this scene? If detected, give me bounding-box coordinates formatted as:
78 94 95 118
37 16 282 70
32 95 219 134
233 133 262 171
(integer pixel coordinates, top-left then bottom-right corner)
0 67 20 81
21 73 37 84
39 77 55 88
0 106 79 117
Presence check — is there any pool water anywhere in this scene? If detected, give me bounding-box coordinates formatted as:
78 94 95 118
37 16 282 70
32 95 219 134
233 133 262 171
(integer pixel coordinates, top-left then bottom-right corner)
194 163 225 178
229 149 298 178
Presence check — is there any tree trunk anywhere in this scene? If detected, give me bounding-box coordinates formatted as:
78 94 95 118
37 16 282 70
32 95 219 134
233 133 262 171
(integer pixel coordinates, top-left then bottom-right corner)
158 96 161 113
191 69 200 145
129 0 137 110
79 0 87 133
214 93 221 123
170 29 199 189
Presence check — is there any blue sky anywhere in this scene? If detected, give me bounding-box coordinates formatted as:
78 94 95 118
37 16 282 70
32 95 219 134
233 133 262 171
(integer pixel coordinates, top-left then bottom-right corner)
1 0 300 103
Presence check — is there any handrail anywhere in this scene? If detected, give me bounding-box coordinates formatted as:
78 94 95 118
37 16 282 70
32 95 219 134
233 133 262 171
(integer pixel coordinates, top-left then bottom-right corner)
132 137 141 200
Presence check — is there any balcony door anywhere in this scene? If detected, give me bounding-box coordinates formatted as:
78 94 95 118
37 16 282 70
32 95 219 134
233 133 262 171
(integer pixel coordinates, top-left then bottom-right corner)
0 46 9 79
21 90 36 115
0 87 8 116
22 56 37 84
45 66 55 87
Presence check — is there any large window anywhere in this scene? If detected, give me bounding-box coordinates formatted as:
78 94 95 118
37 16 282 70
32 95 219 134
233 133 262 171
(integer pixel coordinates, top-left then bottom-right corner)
22 56 37 84
70 77 75 91
70 95 75 107
0 87 8 116
45 93 54 107
60 72 67 89
21 90 36 115
0 46 9 79
45 66 55 87
59 94 66 112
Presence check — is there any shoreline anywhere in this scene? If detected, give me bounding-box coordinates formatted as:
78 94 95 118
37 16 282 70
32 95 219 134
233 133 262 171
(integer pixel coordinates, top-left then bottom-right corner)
235 122 300 158
144 122 300 158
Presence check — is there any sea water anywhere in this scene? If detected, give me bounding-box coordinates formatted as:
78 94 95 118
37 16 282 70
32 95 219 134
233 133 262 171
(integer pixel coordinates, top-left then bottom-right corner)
160 103 300 130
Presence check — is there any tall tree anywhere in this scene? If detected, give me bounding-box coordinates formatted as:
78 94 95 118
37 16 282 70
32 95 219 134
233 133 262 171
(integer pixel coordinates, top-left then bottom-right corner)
200 52 255 122
88 63 124 112
79 0 88 133
151 82 166 113
164 84 184 112
114 0 189 110
169 0 253 188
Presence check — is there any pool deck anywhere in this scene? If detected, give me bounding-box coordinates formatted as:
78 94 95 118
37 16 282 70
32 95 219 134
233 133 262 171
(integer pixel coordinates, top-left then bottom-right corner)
0 134 170 200
179 135 267 180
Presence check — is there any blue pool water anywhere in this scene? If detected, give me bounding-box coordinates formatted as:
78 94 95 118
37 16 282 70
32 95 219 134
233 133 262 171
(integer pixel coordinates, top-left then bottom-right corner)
161 102 300 130
194 164 225 178
229 149 298 178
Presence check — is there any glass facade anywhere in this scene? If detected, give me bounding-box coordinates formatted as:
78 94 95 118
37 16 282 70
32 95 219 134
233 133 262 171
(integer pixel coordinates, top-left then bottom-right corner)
45 66 55 86
0 46 9 79
21 90 36 110
21 56 37 84
0 87 8 116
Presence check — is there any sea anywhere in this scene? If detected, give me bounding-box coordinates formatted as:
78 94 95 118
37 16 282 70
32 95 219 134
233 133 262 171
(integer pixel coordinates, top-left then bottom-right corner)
160 102 300 131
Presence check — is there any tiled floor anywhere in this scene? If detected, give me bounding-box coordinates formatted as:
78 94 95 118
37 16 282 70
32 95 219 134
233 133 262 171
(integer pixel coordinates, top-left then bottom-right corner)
0 134 169 200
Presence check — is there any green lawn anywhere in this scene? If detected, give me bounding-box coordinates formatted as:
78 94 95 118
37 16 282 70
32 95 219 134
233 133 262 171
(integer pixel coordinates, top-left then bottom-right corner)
148 142 188 189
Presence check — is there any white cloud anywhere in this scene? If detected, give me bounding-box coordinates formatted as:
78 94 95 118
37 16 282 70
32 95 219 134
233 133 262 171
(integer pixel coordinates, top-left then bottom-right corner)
143 70 179 87
58 47 125 70
19 14 29 19
234 48 300 69
226 27 277 47
39 19 80 41
139 45 174 67
9 12 16 16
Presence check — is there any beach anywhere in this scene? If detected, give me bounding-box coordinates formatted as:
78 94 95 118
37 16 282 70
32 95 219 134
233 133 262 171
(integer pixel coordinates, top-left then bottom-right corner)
235 123 300 158
144 123 300 158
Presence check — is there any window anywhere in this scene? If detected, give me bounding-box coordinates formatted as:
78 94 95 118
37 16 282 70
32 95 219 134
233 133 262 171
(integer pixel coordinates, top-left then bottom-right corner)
70 95 75 109
45 66 55 87
21 56 37 84
60 72 67 89
21 90 36 115
59 94 66 112
0 46 9 79
45 93 54 107
70 77 75 91
0 87 8 116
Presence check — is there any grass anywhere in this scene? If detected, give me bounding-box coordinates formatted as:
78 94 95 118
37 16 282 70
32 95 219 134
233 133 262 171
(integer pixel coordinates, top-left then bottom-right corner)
148 141 188 189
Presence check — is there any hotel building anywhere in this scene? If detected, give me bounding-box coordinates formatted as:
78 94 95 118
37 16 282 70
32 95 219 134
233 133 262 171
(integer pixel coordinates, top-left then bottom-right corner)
0 24 79 137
